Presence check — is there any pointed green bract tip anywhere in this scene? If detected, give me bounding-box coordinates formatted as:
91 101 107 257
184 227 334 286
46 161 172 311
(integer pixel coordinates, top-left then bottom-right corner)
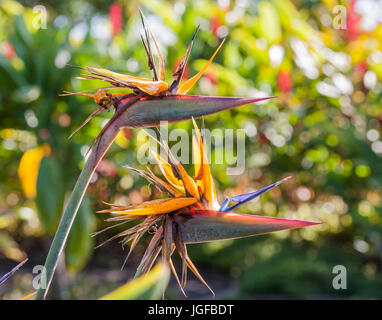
119 95 274 128
174 210 321 244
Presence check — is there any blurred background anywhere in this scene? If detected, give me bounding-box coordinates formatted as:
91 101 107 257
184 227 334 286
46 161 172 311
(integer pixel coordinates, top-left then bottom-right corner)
1 0 382 299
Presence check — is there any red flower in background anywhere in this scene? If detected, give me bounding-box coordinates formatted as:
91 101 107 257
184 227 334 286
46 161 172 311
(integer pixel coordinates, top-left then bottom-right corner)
109 2 123 36
211 15 221 36
97 159 118 178
355 60 367 76
346 0 361 42
277 71 293 92
205 71 218 85
1 41 16 60
122 128 133 140
258 132 269 144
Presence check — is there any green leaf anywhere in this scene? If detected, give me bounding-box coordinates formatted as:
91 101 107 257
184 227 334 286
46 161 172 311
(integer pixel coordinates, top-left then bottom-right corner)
66 195 96 272
0 55 26 87
36 119 122 300
99 263 170 300
258 2 282 44
13 15 33 47
11 85 41 103
36 156 65 234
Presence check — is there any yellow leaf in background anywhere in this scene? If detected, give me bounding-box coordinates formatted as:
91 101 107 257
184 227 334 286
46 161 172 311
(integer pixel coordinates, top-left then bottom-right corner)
259 1 282 44
0 0 24 15
115 131 130 148
17 144 51 199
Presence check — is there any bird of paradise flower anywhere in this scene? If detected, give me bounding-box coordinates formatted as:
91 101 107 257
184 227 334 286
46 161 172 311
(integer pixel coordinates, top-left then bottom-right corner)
95 119 320 297
61 9 248 144
37 9 275 300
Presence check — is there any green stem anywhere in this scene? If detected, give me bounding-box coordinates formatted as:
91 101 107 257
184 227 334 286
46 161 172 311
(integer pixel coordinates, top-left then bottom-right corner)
36 96 141 300
35 127 119 300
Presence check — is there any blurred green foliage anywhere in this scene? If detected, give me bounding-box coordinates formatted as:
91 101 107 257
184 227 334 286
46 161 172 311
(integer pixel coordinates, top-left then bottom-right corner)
0 0 382 299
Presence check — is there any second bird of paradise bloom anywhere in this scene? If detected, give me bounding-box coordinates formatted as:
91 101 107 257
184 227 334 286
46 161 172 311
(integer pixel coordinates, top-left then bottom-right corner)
95 119 321 297
61 9 272 143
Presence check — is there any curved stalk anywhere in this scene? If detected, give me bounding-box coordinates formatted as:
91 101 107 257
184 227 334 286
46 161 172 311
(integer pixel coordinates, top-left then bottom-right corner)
35 122 120 299
35 97 140 300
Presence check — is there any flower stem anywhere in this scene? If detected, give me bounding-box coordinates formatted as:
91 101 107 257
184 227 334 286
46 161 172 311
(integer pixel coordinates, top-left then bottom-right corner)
35 96 141 300
35 127 119 300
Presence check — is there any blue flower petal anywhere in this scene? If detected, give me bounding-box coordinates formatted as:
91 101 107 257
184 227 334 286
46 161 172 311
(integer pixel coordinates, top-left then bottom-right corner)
219 197 231 211
227 177 291 212
0 258 28 285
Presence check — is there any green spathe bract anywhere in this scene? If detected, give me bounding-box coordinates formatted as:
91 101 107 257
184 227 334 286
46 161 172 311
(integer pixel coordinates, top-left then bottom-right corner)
174 210 320 244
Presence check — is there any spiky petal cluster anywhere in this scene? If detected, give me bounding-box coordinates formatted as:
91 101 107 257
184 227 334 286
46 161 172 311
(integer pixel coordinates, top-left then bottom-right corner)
61 9 227 140
96 120 320 297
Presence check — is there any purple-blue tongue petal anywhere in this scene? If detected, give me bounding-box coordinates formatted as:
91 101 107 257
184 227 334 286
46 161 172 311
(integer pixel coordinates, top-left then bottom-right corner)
219 197 231 211
226 177 290 212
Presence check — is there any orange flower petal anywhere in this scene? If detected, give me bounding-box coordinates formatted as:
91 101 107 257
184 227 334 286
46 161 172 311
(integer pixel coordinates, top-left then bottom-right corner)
175 160 201 200
146 167 184 198
152 151 185 192
85 67 169 96
192 136 202 181
149 130 200 200
99 197 197 216
178 39 225 95
191 119 218 207
20 291 37 300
